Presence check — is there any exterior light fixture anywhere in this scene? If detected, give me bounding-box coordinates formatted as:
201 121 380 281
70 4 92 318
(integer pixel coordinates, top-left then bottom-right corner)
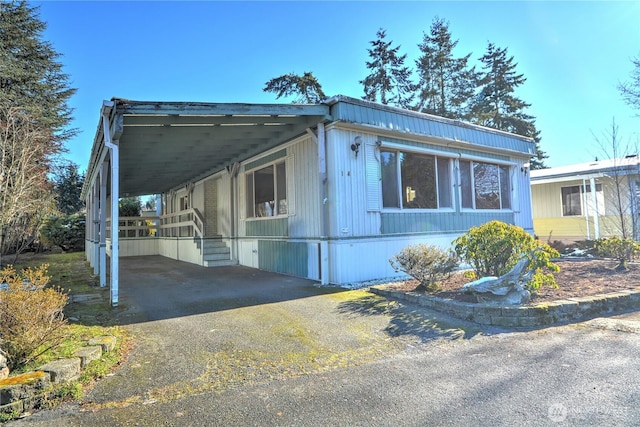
351 136 362 158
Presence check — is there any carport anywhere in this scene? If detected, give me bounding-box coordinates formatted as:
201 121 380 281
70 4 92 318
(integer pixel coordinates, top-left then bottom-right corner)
81 98 330 306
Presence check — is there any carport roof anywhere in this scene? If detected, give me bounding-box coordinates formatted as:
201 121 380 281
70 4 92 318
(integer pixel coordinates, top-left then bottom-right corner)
83 95 535 199
84 98 331 197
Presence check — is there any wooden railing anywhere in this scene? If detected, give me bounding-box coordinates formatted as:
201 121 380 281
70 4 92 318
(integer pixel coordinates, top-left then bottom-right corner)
158 208 205 238
107 217 159 238
106 209 205 239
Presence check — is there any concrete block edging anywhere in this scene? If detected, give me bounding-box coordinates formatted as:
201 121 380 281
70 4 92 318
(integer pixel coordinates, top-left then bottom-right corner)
0 335 117 417
370 287 640 328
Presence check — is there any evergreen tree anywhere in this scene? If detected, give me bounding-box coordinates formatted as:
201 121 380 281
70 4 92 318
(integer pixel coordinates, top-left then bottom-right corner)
470 43 548 169
360 28 415 108
0 1 76 141
263 71 326 103
415 18 477 119
54 162 85 215
0 1 76 264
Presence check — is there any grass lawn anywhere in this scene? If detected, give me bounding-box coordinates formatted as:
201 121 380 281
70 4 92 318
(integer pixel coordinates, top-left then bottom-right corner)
1 251 130 413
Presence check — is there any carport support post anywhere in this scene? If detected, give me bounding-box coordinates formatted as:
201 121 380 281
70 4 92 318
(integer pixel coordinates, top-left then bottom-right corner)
318 122 329 285
103 112 119 307
590 177 600 239
92 180 99 274
99 162 108 288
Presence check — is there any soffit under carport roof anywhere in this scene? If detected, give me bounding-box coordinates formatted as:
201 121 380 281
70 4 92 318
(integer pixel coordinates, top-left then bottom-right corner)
112 99 331 196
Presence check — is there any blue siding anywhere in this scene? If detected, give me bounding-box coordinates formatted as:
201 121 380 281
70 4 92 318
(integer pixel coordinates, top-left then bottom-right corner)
330 97 535 156
259 240 308 277
246 218 288 237
381 212 515 234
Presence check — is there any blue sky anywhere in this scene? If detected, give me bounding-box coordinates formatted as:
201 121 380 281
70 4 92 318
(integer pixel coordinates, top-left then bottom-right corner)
35 1 640 170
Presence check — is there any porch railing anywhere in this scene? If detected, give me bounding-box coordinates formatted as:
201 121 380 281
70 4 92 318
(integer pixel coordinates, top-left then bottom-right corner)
107 217 159 238
159 208 205 238
106 208 205 238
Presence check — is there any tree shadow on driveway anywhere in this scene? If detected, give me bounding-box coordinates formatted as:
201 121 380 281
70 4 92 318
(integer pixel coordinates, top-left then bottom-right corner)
336 293 488 343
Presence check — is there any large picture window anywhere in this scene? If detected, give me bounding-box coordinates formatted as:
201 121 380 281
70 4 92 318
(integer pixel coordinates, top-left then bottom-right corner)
381 150 452 209
246 160 287 218
460 160 511 210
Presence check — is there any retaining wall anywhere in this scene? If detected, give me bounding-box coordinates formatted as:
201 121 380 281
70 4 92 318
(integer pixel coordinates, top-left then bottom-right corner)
370 287 640 328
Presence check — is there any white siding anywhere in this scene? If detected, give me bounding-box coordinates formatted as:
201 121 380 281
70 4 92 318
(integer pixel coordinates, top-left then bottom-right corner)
288 136 322 238
328 233 460 284
325 127 382 238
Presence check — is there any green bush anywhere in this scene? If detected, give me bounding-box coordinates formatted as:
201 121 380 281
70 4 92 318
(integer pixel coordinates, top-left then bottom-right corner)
0 264 68 371
390 244 458 291
119 197 141 217
453 220 560 290
595 237 640 270
40 213 85 252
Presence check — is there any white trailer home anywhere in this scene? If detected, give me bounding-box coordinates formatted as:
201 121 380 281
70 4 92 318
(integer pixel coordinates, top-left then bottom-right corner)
82 96 536 305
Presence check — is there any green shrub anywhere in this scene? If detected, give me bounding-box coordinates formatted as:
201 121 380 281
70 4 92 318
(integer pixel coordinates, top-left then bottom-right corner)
390 244 458 291
40 213 85 252
453 220 560 290
119 196 141 217
0 264 68 371
595 237 640 270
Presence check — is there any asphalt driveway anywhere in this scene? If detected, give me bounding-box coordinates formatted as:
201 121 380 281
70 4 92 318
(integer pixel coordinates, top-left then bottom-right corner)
9 256 640 426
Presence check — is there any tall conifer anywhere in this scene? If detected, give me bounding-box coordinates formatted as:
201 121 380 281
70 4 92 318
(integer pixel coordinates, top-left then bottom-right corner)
360 28 415 108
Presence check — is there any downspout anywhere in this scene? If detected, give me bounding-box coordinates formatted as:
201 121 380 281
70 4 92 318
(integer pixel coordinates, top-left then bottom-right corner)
590 177 600 239
582 179 590 240
102 102 119 306
318 122 329 285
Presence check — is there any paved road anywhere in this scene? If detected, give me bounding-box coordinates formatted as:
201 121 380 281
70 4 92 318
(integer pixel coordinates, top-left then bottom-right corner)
8 257 640 426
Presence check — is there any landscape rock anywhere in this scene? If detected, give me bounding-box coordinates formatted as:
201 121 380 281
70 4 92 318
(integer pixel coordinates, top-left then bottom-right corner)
462 255 533 305
75 346 103 368
88 335 117 353
39 358 81 383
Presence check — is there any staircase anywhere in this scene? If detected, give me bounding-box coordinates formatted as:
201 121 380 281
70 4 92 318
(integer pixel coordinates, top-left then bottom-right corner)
197 237 235 267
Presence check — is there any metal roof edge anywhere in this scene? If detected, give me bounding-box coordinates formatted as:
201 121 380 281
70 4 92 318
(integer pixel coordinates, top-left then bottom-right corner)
112 98 331 118
323 94 535 144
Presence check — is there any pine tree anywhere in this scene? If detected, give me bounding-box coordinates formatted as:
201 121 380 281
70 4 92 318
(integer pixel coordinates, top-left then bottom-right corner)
415 18 477 119
360 28 415 108
263 71 326 103
54 162 85 215
470 43 548 169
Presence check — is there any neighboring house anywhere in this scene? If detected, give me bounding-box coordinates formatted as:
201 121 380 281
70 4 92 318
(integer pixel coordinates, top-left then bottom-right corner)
530 156 640 243
82 95 536 305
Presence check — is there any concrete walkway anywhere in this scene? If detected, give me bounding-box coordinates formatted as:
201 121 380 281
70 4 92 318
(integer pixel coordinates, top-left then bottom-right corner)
9 256 640 426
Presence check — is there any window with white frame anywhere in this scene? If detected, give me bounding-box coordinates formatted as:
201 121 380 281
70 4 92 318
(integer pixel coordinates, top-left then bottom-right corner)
381 150 452 209
561 183 603 216
459 160 511 210
245 160 287 218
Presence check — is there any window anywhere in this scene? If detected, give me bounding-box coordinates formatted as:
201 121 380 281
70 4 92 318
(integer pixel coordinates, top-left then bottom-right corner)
460 160 511 210
245 161 287 218
381 149 452 209
561 184 603 216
